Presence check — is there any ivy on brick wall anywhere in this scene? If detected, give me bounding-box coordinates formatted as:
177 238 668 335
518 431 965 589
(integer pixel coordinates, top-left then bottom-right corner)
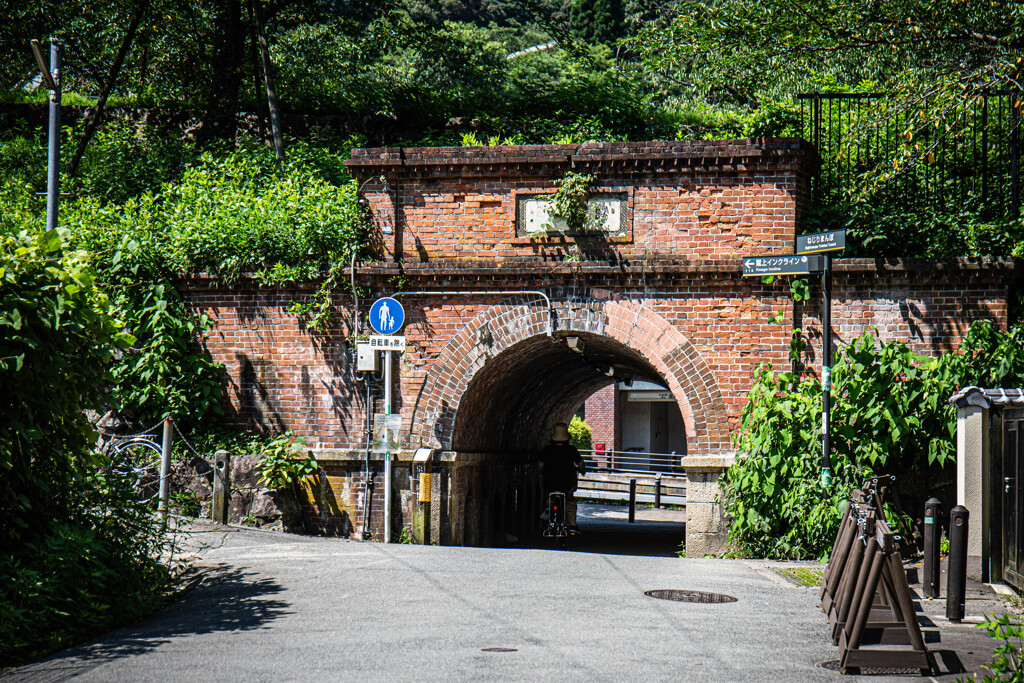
0 123 372 427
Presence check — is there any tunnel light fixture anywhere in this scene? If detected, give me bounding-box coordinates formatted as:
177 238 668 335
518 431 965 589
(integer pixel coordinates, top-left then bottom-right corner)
604 366 615 377
565 336 584 353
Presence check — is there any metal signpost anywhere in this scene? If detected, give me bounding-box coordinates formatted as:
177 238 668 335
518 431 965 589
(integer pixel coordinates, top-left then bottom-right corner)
742 254 823 277
795 230 845 486
367 296 405 543
30 38 62 231
743 229 845 487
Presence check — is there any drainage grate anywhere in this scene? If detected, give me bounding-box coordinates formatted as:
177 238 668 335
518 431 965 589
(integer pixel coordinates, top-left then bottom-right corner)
644 589 737 603
481 647 518 653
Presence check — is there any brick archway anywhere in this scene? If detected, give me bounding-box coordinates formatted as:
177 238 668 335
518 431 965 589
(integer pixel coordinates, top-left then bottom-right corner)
410 289 731 455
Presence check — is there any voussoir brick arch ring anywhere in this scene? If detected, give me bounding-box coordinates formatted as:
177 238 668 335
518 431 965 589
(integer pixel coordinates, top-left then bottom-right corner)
409 290 732 456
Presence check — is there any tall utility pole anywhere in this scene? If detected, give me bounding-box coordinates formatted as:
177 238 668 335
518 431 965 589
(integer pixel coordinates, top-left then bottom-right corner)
31 38 63 230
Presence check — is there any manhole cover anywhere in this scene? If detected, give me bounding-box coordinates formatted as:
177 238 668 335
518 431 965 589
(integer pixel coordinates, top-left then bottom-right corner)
818 660 926 675
481 647 518 653
644 589 737 603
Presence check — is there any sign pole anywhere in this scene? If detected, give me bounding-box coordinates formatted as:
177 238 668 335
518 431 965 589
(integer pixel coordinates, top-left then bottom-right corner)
749 229 845 489
821 253 833 487
383 349 392 543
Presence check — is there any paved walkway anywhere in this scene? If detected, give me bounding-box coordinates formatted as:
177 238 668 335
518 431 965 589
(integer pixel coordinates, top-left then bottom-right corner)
2 513 1009 682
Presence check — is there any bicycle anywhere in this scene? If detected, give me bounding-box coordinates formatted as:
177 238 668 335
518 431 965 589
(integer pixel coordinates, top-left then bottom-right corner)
96 418 165 506
542 490 571 550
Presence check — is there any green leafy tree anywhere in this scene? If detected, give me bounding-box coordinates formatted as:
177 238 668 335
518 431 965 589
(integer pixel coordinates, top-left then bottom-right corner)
568 0 625 47
0 227 135 547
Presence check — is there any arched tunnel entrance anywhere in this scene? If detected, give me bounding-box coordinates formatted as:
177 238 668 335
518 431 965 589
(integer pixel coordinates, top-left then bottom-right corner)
452 331 669 452
433 331 693 551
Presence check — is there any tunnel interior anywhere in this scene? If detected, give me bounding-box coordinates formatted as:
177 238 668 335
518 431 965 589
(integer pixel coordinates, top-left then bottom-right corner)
436 331 687 550
452 331 667 453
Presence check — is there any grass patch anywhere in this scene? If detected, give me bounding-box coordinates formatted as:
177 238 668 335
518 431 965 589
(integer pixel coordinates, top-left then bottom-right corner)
771 567 824 587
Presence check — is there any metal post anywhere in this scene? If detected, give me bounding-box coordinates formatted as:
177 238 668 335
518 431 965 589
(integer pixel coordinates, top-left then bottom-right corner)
361 374 373 539
384 349 392 543
158 416 173 519
654 473 662 509
628 478 636 523
923 497 942 598
212 450 231 524
821 253 833 486
947 505 969 622
1012 90 1020 218
44 39 62 231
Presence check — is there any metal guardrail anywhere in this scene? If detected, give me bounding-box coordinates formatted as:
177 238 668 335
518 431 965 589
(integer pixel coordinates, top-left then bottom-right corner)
577 449 686 507
580 449 683 474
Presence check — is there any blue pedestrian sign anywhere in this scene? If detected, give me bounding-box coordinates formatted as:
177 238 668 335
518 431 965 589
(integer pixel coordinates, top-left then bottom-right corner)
369 297 404 335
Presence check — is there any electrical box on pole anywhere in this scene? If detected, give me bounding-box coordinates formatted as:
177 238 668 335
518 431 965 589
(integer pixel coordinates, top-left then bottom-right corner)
356 343 379 372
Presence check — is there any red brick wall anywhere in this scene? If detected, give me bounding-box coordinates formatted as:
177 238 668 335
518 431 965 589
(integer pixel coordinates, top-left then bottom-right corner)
349 140 813 263
173 139 1016 542
181 261 1012 450
584 384 618 452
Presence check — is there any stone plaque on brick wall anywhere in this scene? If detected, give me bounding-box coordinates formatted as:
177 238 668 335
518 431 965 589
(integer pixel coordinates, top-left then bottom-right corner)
516 193 627 237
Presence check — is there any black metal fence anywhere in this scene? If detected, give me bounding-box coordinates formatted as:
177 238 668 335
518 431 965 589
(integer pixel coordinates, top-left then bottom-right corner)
798 91 1021 220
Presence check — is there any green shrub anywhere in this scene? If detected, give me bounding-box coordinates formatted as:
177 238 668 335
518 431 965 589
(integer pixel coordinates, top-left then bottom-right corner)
722 365 868 560
569 415 593 452
0 227 134 545
255 432 320 492
0 469 177 665
0 226 177 666
723 323 1024 560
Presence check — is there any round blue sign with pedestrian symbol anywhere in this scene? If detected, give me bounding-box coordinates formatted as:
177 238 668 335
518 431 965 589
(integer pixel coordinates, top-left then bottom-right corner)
369 297 404 335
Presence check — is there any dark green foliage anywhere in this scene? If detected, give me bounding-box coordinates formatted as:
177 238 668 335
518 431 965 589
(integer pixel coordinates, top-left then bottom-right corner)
0 470 177 666
568 0 625 47
0 227 134 547
0 226 176 666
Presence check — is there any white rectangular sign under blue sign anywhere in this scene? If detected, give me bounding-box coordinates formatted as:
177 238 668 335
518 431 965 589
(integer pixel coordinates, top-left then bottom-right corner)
368 335 406 351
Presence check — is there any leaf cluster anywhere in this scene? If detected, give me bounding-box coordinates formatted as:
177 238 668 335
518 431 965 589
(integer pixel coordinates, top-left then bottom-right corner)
0 227 134 546
974 612 1024 682
0 225 177 666
724 322 1024 560
568 414 593 451
254 431 320 492
0 470 179 666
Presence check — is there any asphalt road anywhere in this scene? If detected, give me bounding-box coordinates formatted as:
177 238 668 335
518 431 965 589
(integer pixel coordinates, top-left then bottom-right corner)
3 510 1006 682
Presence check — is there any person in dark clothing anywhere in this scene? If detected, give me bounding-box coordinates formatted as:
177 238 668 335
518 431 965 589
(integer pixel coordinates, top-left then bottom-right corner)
540 421 586 528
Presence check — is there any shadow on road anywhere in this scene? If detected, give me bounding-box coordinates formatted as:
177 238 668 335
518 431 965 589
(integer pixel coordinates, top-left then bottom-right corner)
3 564 290 680
521 503 686 557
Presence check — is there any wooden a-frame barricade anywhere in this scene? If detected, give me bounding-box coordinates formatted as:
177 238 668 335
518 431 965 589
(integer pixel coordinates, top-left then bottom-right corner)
819 478 932 675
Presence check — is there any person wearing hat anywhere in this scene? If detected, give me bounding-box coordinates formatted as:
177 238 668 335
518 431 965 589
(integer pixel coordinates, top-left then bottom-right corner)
540 421 586 530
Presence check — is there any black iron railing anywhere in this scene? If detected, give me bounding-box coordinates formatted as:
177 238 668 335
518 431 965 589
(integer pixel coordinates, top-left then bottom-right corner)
798 91 1021 220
